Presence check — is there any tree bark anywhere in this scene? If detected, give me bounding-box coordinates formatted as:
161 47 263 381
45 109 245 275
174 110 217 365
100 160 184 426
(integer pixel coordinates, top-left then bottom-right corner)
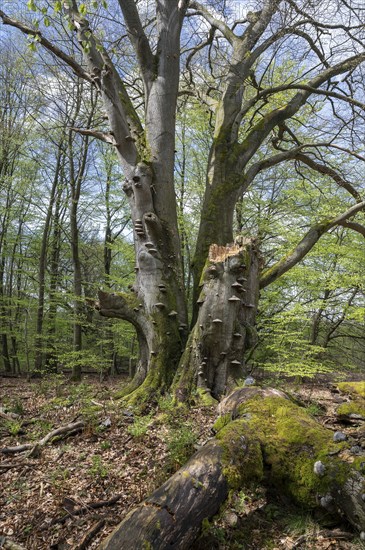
98 440 228 550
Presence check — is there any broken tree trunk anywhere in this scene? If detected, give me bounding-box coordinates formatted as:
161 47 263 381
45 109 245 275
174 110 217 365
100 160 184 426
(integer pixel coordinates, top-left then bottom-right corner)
173 240 260 402
98 387 365 549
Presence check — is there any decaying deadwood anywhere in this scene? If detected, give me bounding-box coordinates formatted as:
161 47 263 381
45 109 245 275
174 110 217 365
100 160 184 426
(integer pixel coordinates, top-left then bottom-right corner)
75 519 106 550
0 459 34 472
98 441 228 550
0 420 84 455
173 241 260 402
99 387 365 549
0 410 20 421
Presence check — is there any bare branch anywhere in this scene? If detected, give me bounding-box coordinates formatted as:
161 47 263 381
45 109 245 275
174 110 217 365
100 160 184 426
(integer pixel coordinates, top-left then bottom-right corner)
338 220 365 237
254 84 365 111
189 1 237 45
295 153 362 202
237 52 365 168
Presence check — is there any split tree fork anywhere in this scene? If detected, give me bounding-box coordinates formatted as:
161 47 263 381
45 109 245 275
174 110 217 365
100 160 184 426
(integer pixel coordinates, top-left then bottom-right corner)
1 1 364 399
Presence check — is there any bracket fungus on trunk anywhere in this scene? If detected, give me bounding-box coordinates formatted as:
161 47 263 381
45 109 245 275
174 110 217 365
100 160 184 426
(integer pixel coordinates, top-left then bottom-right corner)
173 239 260 401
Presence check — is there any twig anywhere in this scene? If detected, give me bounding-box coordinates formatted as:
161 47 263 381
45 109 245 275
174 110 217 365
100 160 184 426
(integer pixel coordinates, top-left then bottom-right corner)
0 463 22 472
320 528 354 540
74 519 106 550
0 411 20 421
0 421 85 455
48 494 122 527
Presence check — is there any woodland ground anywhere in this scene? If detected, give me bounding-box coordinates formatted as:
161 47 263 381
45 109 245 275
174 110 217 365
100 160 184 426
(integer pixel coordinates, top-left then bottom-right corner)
0 370 364 550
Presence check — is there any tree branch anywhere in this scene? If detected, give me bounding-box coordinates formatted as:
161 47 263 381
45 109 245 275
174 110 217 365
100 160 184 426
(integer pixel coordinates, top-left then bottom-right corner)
295 153 362 202
253 84 365 111
338 220 365 237
0 10 92 83
64 2 139 167
117 0 155 86
259 201 365 288
69 127 118 146
188 1 237 45
237 52 365 168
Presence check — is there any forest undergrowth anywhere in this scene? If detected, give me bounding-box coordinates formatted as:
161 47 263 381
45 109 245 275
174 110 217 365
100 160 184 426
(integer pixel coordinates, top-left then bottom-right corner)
0 371 364 550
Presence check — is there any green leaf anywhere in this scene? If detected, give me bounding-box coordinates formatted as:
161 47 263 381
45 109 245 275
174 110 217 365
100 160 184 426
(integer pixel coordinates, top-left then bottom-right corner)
27 0 37 11
79 3 87 15
44 17 50 27
54 1 62 13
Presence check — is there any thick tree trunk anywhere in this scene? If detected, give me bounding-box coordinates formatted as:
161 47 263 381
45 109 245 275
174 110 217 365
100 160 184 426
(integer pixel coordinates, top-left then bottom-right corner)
97 163 187 401
98 387 365 549
173 240 260 401
191 156 241 319
78 2 188 399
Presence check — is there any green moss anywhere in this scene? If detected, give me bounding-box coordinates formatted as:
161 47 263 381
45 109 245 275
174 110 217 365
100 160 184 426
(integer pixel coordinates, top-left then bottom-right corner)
216 420 264 490
336 382 365 418
337 401 365 417
212 414 232 433
337 381 365 398
196 387 218 406
201 517 211 533
218 396 352 507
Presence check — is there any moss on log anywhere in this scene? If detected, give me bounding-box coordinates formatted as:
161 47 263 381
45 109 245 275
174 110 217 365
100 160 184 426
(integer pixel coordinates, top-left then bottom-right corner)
98 387 365 549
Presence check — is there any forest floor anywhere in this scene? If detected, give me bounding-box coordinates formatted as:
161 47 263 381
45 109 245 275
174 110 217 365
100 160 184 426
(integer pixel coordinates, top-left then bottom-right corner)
0 371 364 550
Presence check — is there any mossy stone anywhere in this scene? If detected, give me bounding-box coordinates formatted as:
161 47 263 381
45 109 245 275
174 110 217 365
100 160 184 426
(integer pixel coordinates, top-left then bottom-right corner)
338 381 365 399
337 401 365 418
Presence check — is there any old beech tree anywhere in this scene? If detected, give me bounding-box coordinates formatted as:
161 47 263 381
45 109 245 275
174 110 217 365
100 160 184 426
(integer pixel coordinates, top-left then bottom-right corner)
1 0 364 400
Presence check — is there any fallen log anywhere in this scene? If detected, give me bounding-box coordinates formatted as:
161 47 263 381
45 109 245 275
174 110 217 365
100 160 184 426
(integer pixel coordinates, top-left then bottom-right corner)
98 387 365 549
0 421 84 455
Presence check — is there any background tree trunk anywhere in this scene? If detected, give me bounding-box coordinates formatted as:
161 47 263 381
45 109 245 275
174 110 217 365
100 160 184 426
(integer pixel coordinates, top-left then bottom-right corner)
34 142 64 374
